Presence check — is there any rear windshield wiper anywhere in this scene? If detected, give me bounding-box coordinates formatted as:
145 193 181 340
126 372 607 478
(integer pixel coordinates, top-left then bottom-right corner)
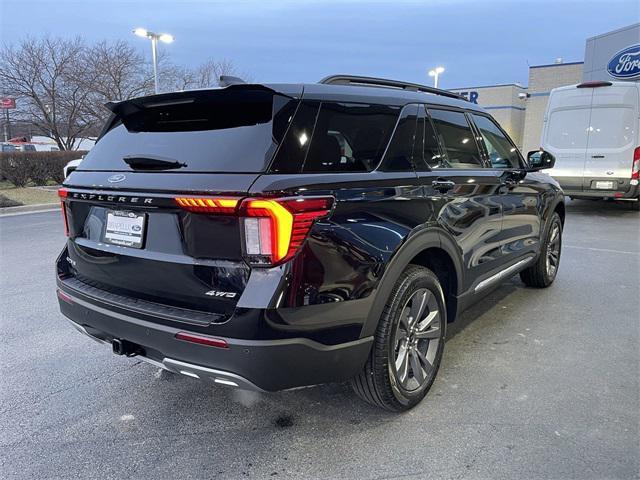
123 156 187 171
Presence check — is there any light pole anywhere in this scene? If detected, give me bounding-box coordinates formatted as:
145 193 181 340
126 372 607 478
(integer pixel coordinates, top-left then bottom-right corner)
428 66 445 89
133 28 174 94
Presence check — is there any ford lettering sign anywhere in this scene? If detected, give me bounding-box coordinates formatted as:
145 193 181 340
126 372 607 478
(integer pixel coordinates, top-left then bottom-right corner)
607 44 640 79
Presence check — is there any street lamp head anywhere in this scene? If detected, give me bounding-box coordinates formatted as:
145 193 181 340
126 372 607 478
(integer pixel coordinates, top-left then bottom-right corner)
428 70 436 77
133 27 149 38
158 33 175 44
435 66 445 74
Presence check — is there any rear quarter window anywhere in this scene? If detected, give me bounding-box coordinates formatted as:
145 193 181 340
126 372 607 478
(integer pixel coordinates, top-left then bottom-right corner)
270 102 400 173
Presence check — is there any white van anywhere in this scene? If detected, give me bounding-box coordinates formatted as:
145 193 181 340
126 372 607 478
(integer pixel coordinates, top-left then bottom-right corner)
541 81 639 207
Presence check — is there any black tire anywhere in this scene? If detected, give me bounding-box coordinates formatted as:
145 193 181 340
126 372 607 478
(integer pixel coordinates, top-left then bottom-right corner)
520 212 562 288
351 265 446 411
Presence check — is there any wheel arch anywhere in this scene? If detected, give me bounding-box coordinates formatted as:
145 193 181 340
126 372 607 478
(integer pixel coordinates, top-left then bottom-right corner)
553 200 565 226
360 228 464 338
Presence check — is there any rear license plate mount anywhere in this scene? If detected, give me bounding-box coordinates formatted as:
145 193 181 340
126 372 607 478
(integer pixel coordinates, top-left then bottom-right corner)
103 210 146 249
594 181 615 190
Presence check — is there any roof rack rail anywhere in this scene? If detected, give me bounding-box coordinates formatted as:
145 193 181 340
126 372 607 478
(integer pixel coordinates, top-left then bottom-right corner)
319 75 466 101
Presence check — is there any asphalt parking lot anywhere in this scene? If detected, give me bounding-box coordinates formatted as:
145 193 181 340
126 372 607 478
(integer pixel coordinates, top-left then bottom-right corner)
1 199 638 480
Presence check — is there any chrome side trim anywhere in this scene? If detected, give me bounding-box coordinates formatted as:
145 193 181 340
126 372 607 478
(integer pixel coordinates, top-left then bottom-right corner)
474 257 534 293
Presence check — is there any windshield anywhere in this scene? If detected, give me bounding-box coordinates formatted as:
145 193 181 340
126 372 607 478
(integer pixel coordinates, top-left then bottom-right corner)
79 89 298 173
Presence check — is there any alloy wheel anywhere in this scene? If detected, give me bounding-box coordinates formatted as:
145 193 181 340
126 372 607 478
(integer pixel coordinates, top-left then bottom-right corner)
392 288 442 391
546 222 561 278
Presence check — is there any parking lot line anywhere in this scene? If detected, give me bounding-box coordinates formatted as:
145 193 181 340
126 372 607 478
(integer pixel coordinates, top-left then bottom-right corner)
564 244 639 255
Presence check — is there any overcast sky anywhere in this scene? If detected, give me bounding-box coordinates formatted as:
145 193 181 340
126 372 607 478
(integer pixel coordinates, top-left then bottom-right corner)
1 0 638 88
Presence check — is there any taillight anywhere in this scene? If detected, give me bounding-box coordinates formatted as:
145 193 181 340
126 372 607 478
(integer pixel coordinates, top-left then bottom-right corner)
58 188 69 237
173 195 334 266
174 197 238 214
239 197 334 266
632 147 640 184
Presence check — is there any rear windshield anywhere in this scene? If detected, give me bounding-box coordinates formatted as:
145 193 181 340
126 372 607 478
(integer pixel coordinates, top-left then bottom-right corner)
79 89 297 173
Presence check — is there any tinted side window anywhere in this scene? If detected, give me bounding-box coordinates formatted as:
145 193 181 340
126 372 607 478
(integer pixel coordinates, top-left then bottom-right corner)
472 114 521 169
269 101 320 174
378 105 418 172
414 107 445 170
428 109 484 168
302 102 399 173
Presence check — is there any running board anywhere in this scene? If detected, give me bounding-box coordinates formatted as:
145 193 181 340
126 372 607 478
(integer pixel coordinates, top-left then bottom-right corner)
473 257 534 293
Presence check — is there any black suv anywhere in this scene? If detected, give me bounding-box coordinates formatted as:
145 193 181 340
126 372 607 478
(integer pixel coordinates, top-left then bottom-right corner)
56 75 564 411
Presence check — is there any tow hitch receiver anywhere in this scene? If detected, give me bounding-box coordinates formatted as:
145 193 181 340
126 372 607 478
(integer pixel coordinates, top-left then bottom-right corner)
112 338 142 357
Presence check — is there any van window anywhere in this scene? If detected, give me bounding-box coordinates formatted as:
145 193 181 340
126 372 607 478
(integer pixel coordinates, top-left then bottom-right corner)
472 114 521 169
547 109 590 149
587 107 636 149
428 109 483 168
378 105 418 172
301 102 399 173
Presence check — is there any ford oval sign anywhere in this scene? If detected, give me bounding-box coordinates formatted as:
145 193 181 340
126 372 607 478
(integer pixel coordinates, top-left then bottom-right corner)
108 174 126 183
607 44 640 79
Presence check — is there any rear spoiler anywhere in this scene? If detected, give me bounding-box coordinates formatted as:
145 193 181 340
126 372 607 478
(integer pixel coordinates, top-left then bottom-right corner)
99 83 302 140
104 83 282 116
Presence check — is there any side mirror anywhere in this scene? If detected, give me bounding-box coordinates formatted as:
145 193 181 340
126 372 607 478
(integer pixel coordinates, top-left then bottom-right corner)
527 150 556 171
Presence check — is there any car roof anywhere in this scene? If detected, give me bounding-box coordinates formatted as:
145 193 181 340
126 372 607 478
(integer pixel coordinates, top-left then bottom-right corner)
263 83 486 112
110 82 487 116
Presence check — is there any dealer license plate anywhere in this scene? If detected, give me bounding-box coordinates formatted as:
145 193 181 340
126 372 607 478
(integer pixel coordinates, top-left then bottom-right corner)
595 181 615 190
103 210 146 248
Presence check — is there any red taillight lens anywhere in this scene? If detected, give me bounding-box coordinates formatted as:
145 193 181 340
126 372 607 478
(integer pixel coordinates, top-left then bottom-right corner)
239 196 334 266
58 188 69 237
175 332 228 349
173 194 334 266
632 147 640 181
174 197 238 214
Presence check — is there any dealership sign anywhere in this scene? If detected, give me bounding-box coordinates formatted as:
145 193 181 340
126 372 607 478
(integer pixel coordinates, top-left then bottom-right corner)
457 91 479 104
607 44 640 79
1 97 16 109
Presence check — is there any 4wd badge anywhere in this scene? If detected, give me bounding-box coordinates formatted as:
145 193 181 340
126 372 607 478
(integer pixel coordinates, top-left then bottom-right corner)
205 290 237 299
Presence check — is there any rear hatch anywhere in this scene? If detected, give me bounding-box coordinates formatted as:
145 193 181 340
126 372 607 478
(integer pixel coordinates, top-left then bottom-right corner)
59 85 301 324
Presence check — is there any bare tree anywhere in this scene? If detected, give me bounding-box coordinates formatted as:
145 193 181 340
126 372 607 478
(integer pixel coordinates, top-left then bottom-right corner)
163 58 249 91
0 37 95 150
80 40 154 126
0 37 251 149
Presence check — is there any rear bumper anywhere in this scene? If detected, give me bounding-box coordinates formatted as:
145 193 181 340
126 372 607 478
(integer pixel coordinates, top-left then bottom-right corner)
57 287 373 391
565 183 639 199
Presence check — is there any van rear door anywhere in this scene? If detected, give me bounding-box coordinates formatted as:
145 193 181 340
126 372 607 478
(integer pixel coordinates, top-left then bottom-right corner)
543 86 594 193
583 84 639 194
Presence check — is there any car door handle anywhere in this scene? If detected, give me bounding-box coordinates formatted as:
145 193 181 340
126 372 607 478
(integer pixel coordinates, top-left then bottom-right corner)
591 155 605 159
431 179 456 192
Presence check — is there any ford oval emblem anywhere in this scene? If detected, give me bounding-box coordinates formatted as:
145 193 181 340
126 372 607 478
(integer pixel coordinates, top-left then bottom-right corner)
607 44 640 80
108 174 126 183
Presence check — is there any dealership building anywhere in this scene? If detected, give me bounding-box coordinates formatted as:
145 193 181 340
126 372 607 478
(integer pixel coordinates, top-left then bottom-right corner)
449 23 640 155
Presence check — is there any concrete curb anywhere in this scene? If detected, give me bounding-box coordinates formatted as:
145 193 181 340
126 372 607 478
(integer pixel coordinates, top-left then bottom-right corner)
0 203 59 217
